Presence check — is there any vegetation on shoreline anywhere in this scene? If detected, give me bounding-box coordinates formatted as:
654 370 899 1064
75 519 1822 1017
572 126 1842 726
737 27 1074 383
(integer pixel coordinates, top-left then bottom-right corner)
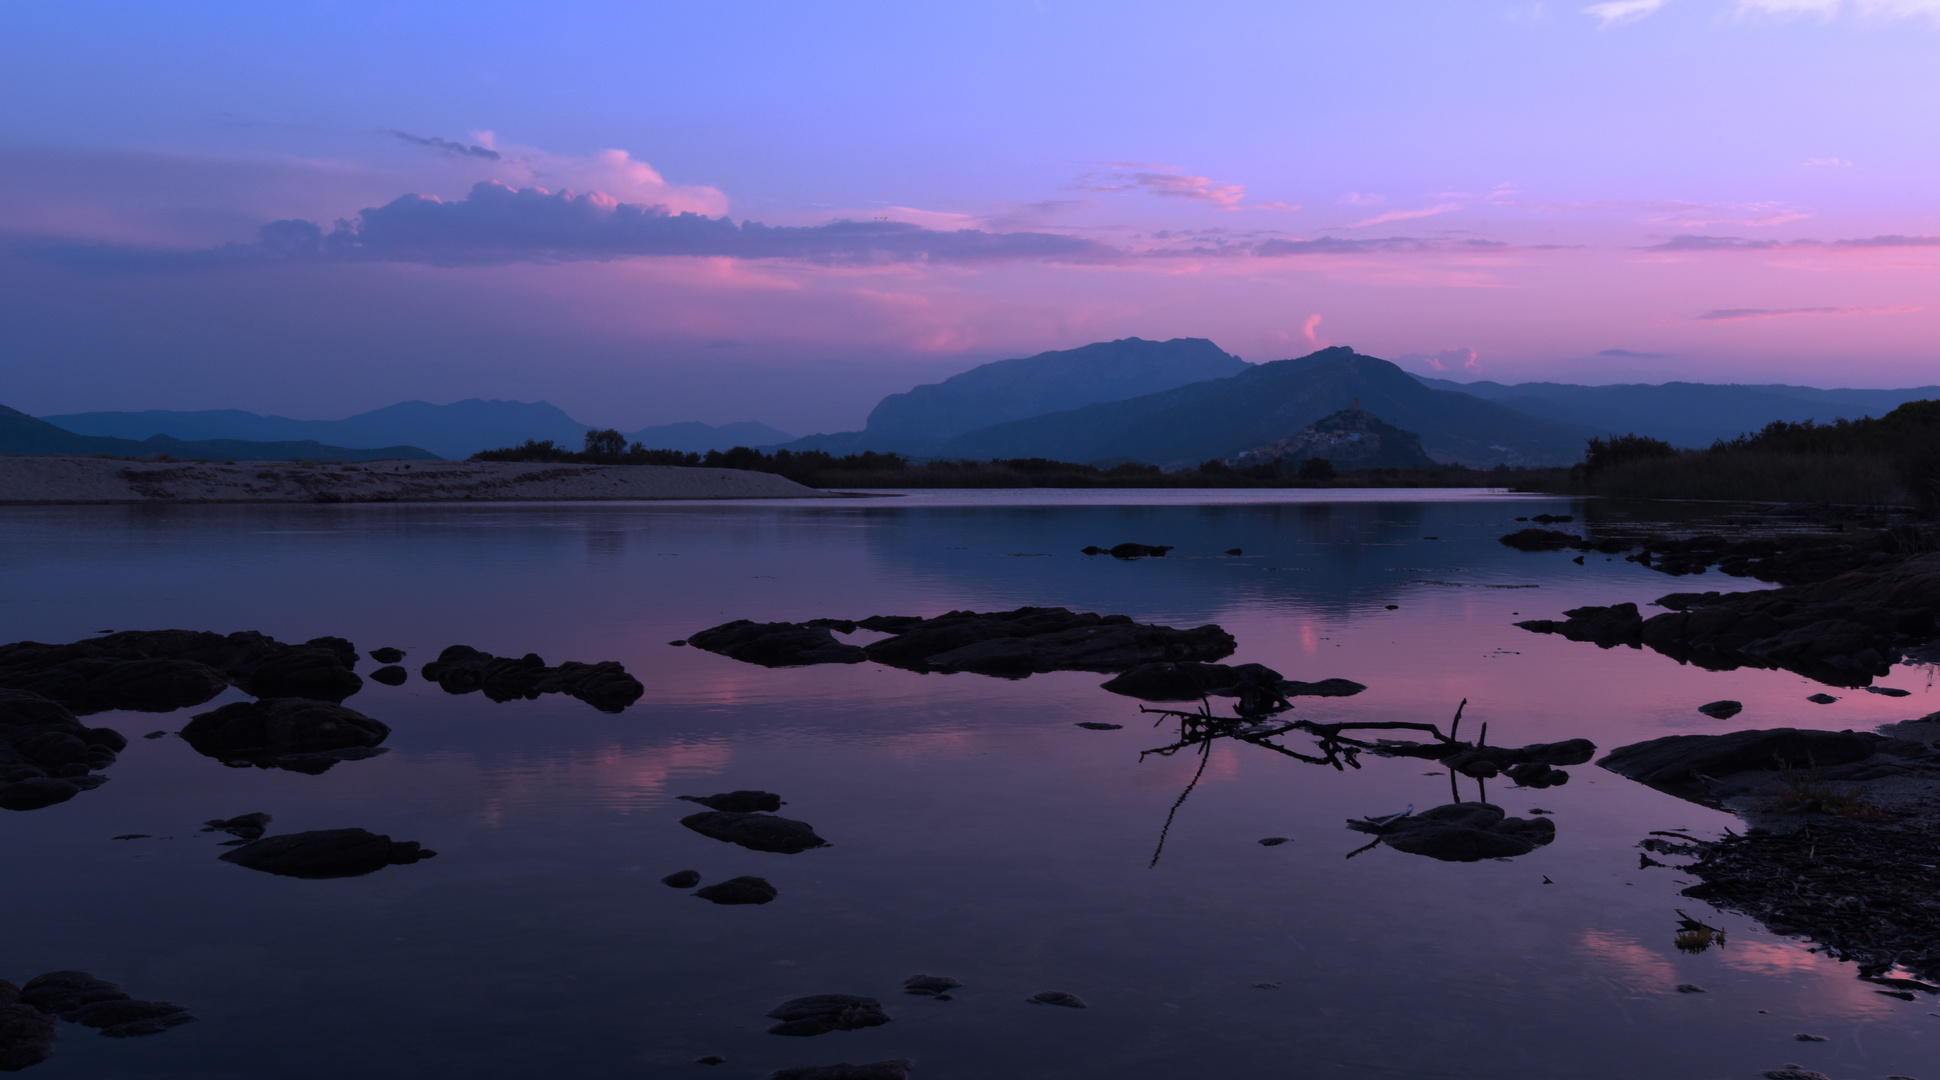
1542 402 1940 510
471 430 1559 489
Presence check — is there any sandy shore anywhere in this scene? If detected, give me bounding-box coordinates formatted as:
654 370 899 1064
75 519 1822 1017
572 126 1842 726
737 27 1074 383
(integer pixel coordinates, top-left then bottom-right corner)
0 456 834 503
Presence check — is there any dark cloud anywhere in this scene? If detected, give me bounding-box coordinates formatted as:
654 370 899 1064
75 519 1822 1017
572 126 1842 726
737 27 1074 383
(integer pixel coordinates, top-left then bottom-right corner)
383 129 502 160
1829 234 1940 249
24 181 1118 270
1251 236 1430 256
1648 233 1940 253
1596 348 1674 358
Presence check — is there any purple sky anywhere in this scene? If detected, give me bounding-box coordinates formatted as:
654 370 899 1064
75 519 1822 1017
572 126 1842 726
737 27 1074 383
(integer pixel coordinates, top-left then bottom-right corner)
2 0 1936 432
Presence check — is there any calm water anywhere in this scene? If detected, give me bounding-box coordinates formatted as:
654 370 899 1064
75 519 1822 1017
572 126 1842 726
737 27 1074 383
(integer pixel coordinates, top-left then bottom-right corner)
1 491 1934 1079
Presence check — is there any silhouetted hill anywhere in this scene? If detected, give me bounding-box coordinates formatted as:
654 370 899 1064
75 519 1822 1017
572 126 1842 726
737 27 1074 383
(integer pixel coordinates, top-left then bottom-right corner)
783 337 1249 454
43 400 794 460
934 347 1593 467
1416 378 1940 448
1 405 436 461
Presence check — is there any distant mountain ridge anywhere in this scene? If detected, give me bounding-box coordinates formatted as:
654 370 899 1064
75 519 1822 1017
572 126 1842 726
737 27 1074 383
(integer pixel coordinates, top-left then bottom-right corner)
933 347 1595 467
42 400 795 460
782 337 1249 455
0 405 437 462
1416 378 1940 448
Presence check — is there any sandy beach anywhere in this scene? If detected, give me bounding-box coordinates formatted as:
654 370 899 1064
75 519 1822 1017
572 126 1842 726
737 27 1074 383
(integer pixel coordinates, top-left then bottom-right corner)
0 456 833 503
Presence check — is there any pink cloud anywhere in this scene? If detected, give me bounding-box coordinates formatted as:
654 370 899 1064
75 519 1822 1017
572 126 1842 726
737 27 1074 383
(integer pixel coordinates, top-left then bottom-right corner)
1697 304 1923 320
1075 165 1248 209
1347 203 1460 228
1300 313 1327 347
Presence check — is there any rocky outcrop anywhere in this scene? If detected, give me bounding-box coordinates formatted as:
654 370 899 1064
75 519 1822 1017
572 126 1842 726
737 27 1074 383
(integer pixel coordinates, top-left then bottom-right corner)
690 607 1236 678
0 689 125 812
1599 728 1888 795
0 629 362 713
1348 802 1556 861
1 969 195 1068
680 811 829 854
1519 552 1940 686
217 828 436 878
418 646 645 712
179 698 389 770
686 623 868 667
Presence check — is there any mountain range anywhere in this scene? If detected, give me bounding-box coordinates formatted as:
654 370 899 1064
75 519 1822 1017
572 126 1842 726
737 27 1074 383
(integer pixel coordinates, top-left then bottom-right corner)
13 338 1937 469
1 405 438 462
40 400 796 461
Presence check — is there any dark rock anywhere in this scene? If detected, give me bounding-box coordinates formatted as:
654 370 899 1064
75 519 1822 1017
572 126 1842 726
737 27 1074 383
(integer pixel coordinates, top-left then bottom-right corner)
180 698 389 762
766 995 890 1036
202 812 271 840
1698 700 1743 719
1281 678 1367 698
1099 661 1282 702
240 644 363 701
769 1061 912 1080
862 607 1234 676
369 647 405 664
1599 728 1881 794
680 811 828 854
1806 693 1838 704
902 975 960 997
1225 548 1243 556
1348 802 1556 862
142 731 165 739
1105 543 1172 559
368 665 408 686
1530 514 1573 524
661 870 702 888
697 1055 724 1065
1258 837 1291 846
0 982 15 1008
0 1003 55 1072
1519 739 1596 765
693 876 777 905
217 828 436 878
1865 686 1912 697
686 622 869 668
71 998 192 1033
419 646 645 711
0 777 80 811
1518 603 1643 647
677 790 783 813
1026 990 1086 1008
20 972 128 1016
1075 722 1122 730
1674 983 1705 993
1793 1033 1828 1042
112 834 151 840
1499 528 1586 551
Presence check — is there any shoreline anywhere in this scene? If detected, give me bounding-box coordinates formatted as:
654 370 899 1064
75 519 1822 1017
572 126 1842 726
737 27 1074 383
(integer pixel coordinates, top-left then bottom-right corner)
0 456 835 504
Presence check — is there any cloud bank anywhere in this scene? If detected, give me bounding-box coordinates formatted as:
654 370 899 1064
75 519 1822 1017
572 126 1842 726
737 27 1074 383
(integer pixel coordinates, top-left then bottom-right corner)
1696 305 1922 320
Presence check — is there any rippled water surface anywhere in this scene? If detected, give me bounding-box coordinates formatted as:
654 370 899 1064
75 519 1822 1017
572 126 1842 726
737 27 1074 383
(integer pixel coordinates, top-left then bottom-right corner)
2 491 1934 1078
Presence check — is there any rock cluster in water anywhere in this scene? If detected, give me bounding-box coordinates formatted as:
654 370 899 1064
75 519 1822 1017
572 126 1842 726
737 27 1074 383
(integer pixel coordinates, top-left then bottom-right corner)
1516 552 1940 686
419 646 645 712
0 629 363 714
180 698 391 772
0 970 194 1071
692 607 1236 677
1500 524 1904 585
766 994 891 1036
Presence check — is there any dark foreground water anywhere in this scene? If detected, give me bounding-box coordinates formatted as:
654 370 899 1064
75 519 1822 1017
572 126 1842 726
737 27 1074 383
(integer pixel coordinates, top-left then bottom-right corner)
1 491 1934 1079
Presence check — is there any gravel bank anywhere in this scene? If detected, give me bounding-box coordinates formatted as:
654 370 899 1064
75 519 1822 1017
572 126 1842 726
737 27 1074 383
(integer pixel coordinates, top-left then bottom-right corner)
0 457 833 503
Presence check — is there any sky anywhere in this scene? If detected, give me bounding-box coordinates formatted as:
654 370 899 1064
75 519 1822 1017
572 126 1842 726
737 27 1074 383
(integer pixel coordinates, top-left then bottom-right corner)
1 0 1937 433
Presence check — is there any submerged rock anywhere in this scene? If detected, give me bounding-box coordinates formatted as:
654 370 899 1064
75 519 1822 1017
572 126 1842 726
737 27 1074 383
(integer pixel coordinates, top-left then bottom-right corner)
660 869 701 889
217 828 436 879
1026 990 1086 1008
902 975 960 997
1698 700 1743 720
677 790 784 812
770 1061 912 1080
680 811 828 854
693 876 777 905
202 812 271 841
1348 802 1556 862
72 998 194 1037
418 646 645 711
19 971 130 1016
766 995 891 1036
686 622 868 668
180 698 389 762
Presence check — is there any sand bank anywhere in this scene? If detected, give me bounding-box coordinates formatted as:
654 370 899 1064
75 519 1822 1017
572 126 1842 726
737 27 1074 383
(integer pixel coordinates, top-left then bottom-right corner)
0 456 833 503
